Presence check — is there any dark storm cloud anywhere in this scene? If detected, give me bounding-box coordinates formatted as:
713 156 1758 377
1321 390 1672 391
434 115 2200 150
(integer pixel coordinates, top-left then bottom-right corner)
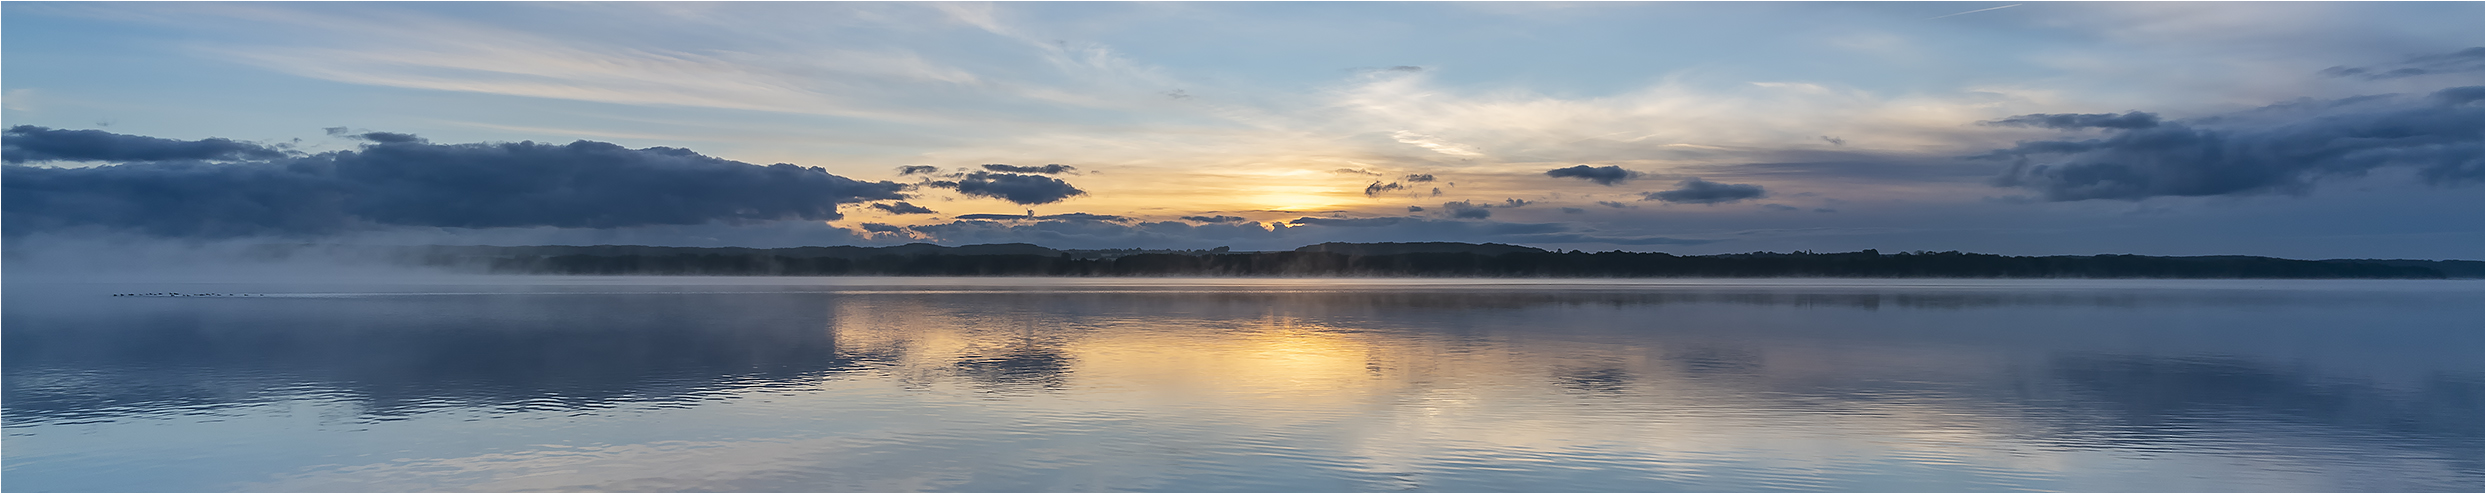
2320 47 2483 80
2 132 907 237
1643 178 1767 204
1981 87 2484 201
1544 165 1640 185
1441 200 1492 219
1983 112 2162 130
897 165 942 175
980 163 1077 174
3 126 291 164
1180 215 1248 224
1365 181 1407 197
921 172 1086 205
869 201 938 215
859 222 907 233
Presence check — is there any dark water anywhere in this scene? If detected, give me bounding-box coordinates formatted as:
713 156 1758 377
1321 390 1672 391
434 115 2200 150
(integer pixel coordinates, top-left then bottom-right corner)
4 277 2478 492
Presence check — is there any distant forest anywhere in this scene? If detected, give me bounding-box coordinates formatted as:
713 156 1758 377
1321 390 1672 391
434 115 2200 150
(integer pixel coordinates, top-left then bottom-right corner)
388 242 2485 279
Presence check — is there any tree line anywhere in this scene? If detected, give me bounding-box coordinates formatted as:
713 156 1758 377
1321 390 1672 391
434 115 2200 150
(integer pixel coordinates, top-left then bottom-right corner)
408 244 2483 279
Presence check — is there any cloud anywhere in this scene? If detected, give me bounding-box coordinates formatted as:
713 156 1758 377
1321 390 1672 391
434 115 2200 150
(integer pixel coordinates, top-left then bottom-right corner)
1390 130 1483 157
980 163 1077 174
897 165 941 175
1364 181 1407 197
1036 212 1128 222
920 171 1086 205
1982 87 2483 201
1711 159 2001 184
1288 217 1404 228
1441 200 1492 219
1558 207 1586 214
1594 201 1634 209
858 222 907 233
1180 215 1247 223
1544 165 1640 186
1820 136 1845 146
950 212 1127 222
2319 47 2484 80
1406 206 1425 212
1643 178 1767 204
4 126 291 164
1501 198 1533 208
2 132 908 237
1401 174 1436 182
1333 168 1382 176
1762 203 1800 212
869 201 937 215
1383 65 1424 72
353 131 428 144
1982 111 2162 130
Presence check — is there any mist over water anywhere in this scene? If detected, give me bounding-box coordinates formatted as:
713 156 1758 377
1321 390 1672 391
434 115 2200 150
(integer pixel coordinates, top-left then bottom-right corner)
4 277 2478 492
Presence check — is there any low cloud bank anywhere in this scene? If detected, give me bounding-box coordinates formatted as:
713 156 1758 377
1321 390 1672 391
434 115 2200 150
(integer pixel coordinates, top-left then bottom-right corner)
4 130 908 237
4 125 291 164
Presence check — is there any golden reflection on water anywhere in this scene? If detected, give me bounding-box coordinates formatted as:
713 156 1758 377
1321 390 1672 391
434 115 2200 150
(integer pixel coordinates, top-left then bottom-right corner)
809 291 2095 482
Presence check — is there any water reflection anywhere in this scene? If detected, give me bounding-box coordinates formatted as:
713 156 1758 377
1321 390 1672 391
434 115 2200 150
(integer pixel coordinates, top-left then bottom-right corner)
3 280 2478 492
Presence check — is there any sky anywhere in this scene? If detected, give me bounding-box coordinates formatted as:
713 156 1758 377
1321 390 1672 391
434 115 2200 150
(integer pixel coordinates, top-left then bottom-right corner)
3 1 2480 259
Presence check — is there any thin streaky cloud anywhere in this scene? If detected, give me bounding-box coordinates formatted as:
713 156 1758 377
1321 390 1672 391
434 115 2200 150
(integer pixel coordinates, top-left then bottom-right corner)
1927 4 2019 20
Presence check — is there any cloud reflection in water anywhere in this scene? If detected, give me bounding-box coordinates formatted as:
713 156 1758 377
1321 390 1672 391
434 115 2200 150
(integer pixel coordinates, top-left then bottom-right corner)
3 280 2477 491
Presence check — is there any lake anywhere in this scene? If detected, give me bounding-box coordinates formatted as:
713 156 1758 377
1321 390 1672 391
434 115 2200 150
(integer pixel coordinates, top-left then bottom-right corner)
4 277 2478 492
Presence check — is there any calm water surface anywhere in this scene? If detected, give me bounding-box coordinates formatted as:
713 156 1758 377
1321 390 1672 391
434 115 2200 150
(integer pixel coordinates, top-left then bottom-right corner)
4 277 2479 492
